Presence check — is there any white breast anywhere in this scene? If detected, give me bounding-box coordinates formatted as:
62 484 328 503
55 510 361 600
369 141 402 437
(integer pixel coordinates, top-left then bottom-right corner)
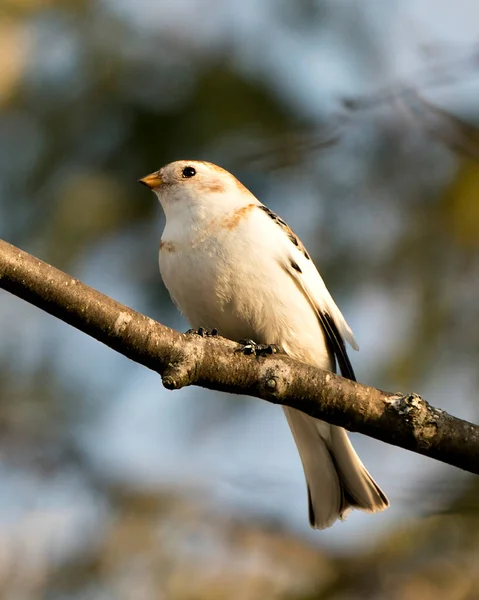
159 208 332 370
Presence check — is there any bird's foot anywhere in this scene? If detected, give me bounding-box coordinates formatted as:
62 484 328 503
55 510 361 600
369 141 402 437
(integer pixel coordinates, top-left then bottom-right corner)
237 339 282 357
185 327 219 337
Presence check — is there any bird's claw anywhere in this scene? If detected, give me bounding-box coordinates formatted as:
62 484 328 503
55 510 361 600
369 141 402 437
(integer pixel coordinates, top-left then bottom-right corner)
237 339 281 356
185 327 219 337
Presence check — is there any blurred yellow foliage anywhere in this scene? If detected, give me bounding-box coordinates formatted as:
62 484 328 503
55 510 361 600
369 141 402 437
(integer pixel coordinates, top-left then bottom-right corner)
0 16 28 105
442 159 479 247
3 0 56 9
48 172 130 263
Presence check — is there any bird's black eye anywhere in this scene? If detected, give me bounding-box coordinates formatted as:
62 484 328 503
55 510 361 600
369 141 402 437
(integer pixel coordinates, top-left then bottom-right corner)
182 166 196 178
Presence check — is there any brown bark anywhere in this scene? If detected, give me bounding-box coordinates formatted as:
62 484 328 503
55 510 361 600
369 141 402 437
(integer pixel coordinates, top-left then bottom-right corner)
0 238 478 474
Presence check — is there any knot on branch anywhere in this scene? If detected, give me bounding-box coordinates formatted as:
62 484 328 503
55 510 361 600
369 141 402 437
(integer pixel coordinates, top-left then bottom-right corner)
257 364 294 401
161 338 205 390
162 362 192 389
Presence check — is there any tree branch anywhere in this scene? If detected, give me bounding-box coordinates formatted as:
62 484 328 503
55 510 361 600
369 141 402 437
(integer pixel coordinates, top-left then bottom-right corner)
0 238 478 474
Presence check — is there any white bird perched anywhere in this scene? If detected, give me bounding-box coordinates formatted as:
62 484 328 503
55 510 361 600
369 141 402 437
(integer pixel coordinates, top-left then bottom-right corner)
139 160 389 529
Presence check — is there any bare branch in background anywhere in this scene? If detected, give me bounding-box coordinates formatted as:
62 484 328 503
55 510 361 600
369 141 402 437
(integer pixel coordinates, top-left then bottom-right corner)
1 239 478 475
241 45 479 168
399 90 479 161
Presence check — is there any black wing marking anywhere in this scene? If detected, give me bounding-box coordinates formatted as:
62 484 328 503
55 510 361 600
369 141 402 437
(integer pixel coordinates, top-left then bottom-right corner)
317 311 356 381
290 259 302 273
259 205 311 260
284 261 356 382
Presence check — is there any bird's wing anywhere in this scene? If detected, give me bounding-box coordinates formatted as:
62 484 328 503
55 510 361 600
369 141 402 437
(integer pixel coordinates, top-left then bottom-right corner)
258 205 358 380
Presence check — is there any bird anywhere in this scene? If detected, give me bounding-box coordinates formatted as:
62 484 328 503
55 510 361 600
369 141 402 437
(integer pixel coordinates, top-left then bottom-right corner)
139 160 389 529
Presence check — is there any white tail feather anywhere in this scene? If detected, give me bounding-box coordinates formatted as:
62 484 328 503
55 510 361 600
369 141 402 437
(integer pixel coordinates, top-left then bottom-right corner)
283 407 389 529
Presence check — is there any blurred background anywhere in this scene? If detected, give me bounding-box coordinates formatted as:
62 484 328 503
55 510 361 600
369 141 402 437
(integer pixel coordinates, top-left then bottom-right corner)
1 0 479 598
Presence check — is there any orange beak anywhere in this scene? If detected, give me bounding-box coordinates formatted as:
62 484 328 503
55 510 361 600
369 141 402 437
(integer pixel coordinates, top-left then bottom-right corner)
138 172 163 189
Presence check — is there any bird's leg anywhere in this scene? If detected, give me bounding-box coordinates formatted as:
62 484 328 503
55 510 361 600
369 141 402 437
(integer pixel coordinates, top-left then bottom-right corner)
237 339 282 357
185 327 219 337
185 329 281 356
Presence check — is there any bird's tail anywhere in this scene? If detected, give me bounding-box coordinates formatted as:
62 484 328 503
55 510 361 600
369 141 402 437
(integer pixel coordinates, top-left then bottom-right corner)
283 406 389 529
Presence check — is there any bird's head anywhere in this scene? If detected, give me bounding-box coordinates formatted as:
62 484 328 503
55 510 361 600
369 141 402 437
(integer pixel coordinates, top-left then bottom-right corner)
139 160 258 221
